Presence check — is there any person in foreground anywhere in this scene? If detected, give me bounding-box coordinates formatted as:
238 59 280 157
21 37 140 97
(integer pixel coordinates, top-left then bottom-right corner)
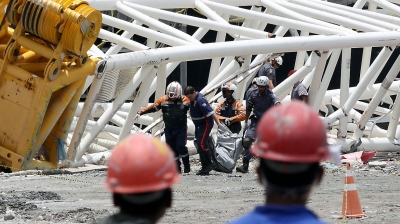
94 133 181 224
229 101 330 224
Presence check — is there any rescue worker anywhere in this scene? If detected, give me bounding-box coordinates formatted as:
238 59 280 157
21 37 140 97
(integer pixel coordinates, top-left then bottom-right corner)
229 102 330 224
184 86 222 175
245 77 258 103
289 70 308 103
256 56 283 89
95 133 181 224
137 81 190 173
215 83 246 134
237 76 280 173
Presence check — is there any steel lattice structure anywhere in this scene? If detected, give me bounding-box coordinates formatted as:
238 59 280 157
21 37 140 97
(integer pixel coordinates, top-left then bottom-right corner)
3 0 400 169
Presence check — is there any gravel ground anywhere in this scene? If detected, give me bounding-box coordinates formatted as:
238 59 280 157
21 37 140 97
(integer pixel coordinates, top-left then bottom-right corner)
1 154 400 224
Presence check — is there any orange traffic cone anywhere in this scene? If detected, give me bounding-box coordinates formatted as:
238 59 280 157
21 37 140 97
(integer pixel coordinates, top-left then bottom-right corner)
340 162 365 218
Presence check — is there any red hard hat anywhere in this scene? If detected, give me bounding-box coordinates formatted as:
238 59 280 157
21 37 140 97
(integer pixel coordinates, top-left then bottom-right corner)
251 102 329 163
288 70 297 77
105 133 181 194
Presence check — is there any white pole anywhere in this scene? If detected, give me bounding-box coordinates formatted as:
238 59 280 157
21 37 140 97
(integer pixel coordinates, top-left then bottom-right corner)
308 50 329 110
353 0 367 9
118 70 157 141
98 29 148 51
102 15 191 47
369 0 400 16
274 51 320 99
201 0 350 35
309 0 400 25
152 63 167 134
312 49 341 111
353 54 400 139
263 0 357 33
125 3 271 40
340 46 394 115
208 13 228 87
201 60 241 95
116 2 201 44
388 96 400 140
78 66 154 156
338 48 351 139
99 32 400 73
286 0 393 31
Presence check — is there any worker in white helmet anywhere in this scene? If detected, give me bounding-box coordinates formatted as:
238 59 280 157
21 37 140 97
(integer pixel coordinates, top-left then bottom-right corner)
256 56 283 89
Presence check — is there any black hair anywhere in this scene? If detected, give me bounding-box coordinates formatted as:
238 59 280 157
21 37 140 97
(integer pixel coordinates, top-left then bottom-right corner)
260 160 320 188
184 86 196 95
115 189 172 216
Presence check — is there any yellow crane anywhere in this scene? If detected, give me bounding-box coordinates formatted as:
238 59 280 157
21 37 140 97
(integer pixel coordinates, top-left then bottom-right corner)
0 0 101 172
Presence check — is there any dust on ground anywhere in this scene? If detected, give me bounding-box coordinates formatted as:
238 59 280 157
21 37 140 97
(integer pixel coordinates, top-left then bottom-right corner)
1 154 400 224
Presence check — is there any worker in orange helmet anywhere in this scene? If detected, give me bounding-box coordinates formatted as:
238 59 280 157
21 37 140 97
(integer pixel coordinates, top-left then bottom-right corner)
94 133 181 224
229 102 331 224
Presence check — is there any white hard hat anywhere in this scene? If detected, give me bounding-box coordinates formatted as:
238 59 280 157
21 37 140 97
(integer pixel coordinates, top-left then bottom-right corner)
221 83 237 97
274 56 283 66
256 76 269 86
252 77 258 84
166 81 182 99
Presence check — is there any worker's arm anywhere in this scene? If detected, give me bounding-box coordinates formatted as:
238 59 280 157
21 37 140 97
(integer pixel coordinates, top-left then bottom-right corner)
301 95 308 103
268 81 275 89
230 102 246 123
138 95 165 115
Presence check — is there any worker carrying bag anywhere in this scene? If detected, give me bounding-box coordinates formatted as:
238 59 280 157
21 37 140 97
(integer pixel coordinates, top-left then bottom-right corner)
208 124 244 173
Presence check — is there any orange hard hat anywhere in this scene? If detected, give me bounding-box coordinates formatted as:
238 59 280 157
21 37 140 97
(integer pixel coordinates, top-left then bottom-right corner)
105 133 181 194
251 101 329 163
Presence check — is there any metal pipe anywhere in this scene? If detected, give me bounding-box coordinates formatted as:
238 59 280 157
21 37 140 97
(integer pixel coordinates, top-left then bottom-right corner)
116 2 201 44
389 95 400 140
202 0 350 35
353 54 400 139
263 0 356 33
341 46 394 115
308 0 400 25
275 51 319 99
286 0 392 31
308 50 329 110
98 29 148 51
124 3 271 39
77 66 154 157
99 32 400 73
102 15 191 46
312 50 341 111
338 48 351 139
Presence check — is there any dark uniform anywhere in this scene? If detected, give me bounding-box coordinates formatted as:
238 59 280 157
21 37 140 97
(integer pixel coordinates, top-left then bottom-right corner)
189 92 215 151
138 95 190 172
291 81 308 101
215 100 245 134
243 89 280 164
257 63 276 87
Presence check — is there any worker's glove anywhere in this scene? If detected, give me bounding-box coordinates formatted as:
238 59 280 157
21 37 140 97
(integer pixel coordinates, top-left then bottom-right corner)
224 118 231 126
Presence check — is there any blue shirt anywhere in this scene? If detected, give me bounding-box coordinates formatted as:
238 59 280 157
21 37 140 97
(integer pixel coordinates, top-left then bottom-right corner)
247 89 279 119
257 63 276 86
189 92 214 125
245 85 258 104
291 81 308 101
229 205 327 224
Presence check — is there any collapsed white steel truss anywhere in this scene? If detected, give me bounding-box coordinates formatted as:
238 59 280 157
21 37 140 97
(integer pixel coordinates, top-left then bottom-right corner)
63 0 400 167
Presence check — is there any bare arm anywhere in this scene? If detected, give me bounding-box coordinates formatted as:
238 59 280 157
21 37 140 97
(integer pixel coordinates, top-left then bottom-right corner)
301 95 308 103
212 113 221 125
269 81 274 89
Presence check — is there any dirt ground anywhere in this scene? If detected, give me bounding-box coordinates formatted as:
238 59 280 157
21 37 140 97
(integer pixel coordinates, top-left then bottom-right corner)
1 154 400 224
